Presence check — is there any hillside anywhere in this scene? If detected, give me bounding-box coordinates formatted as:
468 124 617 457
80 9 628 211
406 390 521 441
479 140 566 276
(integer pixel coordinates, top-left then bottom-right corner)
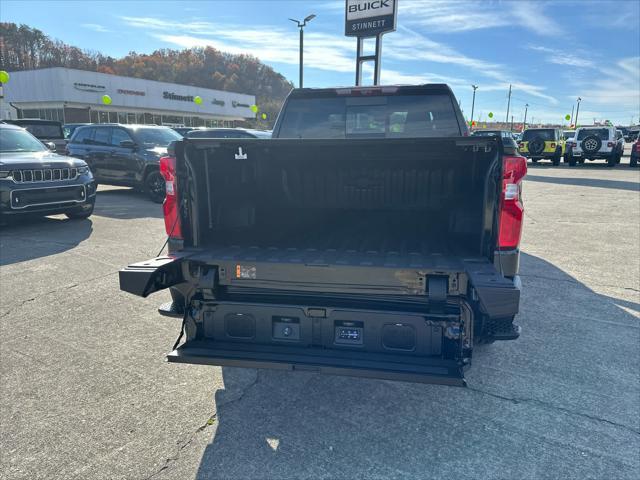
0 22 294 126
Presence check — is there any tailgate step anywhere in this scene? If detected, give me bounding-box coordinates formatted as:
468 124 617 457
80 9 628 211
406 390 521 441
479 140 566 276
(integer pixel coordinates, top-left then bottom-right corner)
167 340 466 386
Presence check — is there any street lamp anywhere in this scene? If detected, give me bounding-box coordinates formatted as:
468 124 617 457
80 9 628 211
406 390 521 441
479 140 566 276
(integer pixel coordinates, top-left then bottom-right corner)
523 103 529 130
470 85 478 129
574 97 582 127
289 14 316 88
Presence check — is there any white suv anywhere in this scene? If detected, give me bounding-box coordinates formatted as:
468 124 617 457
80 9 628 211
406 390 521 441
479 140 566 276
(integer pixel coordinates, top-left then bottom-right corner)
567 126 624 167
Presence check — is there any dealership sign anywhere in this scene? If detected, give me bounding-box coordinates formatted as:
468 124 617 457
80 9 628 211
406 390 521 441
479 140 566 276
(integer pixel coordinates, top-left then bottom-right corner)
74 82 106 92
345 0 397 37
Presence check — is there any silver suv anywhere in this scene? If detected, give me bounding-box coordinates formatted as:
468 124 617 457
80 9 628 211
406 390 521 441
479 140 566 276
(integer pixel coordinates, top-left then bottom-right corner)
567 126 624 167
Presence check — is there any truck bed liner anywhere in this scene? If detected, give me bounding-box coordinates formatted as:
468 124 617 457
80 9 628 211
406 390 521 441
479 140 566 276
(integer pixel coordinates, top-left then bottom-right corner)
200 213 480 269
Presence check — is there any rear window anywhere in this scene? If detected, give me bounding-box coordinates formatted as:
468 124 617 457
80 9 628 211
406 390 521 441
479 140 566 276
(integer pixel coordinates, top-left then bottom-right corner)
71 127 94 144
577 128 609 140
186 129 256 139
17 123 63 139
522 129 555 141
278 94 461 138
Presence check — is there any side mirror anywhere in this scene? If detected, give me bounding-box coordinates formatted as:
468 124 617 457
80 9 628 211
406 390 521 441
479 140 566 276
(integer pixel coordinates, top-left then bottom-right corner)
119 140 136 149
46 142 57 151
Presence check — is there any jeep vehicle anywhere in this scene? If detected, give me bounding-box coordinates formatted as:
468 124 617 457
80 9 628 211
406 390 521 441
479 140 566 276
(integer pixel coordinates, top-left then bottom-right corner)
5 119 67 154
66 124 182 202
0 123 96 222
119 85 525 386
518 127 565 165
566 126 624 167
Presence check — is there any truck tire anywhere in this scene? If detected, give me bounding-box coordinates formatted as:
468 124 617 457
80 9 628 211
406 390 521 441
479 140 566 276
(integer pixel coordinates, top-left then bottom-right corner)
581 135 601 155
606 154 616 167
552 149 561 166
631 154 638 167
528 136 545 156
144 170 166 203
568 156 577 167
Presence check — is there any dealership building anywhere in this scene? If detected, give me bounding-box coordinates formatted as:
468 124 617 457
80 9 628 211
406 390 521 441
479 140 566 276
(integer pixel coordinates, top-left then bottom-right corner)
0 67 256 127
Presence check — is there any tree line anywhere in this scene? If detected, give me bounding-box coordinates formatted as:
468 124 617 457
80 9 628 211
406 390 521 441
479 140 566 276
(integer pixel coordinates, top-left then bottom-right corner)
0 23 294 127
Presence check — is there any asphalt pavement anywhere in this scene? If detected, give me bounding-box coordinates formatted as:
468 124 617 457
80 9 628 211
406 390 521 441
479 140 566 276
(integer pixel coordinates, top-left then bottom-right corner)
1 154 639 480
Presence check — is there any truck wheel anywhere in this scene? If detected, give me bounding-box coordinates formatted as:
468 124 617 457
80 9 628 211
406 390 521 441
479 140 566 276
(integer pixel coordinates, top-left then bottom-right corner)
552 150 561 166
531 158 539 163
631 155 638 167
144 170 166 203
568 156 577 167
606 154 616 167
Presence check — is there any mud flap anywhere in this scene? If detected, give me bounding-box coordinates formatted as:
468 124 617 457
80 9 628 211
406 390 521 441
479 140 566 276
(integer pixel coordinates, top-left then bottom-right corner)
119 255 187 297
167 340 466 386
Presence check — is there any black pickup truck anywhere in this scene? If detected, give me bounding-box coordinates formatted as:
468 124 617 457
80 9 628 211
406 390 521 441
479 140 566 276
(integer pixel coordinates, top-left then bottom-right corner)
120 85 526 386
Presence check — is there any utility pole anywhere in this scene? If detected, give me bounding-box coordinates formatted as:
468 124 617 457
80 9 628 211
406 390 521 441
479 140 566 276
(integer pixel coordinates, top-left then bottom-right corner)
570 104 575 126
505 84 512 123
470 85 478 128
574 97 582 127
510 115 514 132
289 14 316 88
523 103 529 130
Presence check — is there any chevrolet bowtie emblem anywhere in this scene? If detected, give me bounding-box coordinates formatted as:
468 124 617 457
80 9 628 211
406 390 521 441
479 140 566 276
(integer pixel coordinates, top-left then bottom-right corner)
235 147 247 160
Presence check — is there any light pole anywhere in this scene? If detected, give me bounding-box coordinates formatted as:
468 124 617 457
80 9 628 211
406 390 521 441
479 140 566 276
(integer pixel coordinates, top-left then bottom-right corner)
289 14 316 88
574 97 582 127
570 104 575 126
470 85 478 128
523 103 529 130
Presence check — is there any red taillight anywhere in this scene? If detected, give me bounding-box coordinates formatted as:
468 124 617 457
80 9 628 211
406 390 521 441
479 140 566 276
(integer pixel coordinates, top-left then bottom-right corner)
159 155 182 240
550 142 556 148
498 155 527 250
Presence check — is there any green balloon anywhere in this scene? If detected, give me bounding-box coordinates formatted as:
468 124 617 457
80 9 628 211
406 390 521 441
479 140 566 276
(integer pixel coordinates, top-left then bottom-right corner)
0 70 9 83
194 96 203 105
565 114 571 121
250 105 259 113
101 95 112 105
488 112 494 118
261 113 267 120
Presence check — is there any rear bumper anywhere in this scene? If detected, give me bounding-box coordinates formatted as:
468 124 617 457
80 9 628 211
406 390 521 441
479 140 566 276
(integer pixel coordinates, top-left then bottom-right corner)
168 339 466 386
571 151 614 159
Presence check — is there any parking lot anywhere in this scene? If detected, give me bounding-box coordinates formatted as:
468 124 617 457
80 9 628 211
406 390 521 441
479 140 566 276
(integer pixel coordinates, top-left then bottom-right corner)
1 154 639 479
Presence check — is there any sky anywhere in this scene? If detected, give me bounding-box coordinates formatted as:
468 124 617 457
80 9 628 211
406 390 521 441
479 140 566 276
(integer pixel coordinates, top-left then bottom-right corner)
2 0 639 125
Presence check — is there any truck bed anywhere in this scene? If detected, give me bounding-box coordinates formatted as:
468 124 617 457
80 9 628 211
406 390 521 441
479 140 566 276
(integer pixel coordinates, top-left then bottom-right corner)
198 217 481 269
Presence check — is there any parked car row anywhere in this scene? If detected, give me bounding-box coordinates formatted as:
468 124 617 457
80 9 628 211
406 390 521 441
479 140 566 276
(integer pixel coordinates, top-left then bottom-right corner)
475 125 636 168
0 121 274 223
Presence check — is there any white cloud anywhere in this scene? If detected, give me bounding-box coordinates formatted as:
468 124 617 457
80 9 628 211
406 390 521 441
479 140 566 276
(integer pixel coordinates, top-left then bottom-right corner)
399 0 563 36
527 45 596 68
81 23 110 33
120 14 557 105
509 1 562 36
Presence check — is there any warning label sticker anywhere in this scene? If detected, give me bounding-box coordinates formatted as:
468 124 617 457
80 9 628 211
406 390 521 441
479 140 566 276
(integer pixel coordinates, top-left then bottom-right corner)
236 265 257 279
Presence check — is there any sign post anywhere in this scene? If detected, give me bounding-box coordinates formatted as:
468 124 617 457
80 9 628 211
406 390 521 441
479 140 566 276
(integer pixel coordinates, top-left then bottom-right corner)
345 0 397 86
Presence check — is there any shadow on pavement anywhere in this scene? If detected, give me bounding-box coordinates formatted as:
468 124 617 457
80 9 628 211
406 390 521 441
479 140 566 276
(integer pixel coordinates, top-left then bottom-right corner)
93 188 164 220
192 253 639 479
0 216 93 266
525 175 640 191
